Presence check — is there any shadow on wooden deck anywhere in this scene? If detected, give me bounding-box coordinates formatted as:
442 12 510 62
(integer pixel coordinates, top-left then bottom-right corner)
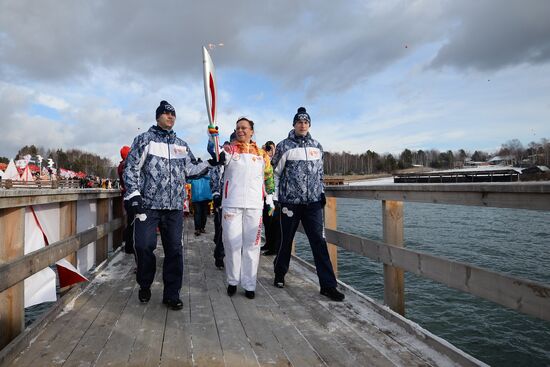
5 218 485 367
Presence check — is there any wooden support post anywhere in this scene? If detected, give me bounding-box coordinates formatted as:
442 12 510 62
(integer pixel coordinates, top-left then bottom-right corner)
0 207 25 349
59 201 77 294
325 196 338 277
382 200 405 316
96 199 109 264
59 201 77 266
112 197 124 250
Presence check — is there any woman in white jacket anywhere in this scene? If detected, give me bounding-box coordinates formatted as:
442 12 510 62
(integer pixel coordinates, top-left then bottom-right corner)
218 117 274 299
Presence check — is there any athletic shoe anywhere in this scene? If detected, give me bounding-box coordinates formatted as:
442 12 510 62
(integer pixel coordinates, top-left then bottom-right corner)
194 230 200 236
273 274 285 288
163 298 183 310
200 228 206 233
245 290 255 299
320 287 345 302
262 250 277 256
215 258 224 269
227 285 237 296
138 288 151 303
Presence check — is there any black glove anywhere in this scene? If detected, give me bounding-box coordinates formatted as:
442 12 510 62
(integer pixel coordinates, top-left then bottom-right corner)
208 152 226 166
273 200 280 215
320 193 326 208
213 194 222 209
127 195 145 217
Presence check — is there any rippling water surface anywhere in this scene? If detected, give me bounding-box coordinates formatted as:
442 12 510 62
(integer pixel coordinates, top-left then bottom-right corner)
295 198 550 367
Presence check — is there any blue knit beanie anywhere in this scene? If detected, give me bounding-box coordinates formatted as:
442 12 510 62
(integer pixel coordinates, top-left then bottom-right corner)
293 107 311 126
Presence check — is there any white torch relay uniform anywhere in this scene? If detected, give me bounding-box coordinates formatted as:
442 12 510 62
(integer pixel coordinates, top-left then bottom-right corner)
221 141 274 291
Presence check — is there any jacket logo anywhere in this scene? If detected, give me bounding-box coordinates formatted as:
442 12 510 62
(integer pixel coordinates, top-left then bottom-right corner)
173 146 187 154
309 150 320 158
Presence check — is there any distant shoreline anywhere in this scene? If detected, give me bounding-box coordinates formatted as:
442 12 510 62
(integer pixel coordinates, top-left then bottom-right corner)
325 174 392 182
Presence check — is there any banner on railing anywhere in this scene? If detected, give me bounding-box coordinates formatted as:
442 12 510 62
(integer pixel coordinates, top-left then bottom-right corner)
24 204 89 307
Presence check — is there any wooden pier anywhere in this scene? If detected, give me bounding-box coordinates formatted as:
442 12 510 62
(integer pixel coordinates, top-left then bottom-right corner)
1 219 480 367
2 184 550 366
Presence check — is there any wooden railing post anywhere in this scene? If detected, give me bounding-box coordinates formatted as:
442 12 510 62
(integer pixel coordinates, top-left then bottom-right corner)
325 196 338 277
112 197 124 250
60 201 77 266
382 200 404 315
96 199 109 264
59 201 77 293
0 207 25 349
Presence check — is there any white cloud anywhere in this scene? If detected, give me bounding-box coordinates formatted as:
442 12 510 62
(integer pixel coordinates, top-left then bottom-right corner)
0 0 549 163
36 93 69 110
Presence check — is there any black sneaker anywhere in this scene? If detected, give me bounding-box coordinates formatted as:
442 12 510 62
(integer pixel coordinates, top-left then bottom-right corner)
163 298 183 310
215 258 224 269
138 288 151 303
273 274 285 288
194 230 201 236
245 290 255 299
320 287 345 302
227 285 237 296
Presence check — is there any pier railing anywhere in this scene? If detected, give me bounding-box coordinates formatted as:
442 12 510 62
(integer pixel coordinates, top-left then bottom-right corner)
0 189 124 349
2 184 549 353
0 179 81 189
316 182 550 322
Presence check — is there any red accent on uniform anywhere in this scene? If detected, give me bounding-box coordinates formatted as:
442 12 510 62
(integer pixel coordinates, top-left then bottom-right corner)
255 216 263 245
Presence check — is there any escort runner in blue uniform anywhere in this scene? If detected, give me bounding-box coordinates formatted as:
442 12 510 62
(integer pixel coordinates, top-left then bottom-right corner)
123 100 215 310
271 107 345 302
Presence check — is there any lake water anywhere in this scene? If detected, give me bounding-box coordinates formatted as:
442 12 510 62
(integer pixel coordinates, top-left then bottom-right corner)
294 198 550 366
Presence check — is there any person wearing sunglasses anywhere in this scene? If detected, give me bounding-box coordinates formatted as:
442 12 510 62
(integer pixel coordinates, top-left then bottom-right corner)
124 100 217 310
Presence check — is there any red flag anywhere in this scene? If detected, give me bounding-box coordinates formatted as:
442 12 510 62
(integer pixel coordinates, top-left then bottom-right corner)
56 258 89 288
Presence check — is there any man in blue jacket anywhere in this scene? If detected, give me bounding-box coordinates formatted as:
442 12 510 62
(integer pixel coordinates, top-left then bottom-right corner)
188 166 213 236
271 107 345 302
124 100 214 310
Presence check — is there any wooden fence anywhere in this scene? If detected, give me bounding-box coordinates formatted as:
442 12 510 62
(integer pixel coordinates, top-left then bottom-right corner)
316 182 550 321
0 179 81 189
0 189 124 349
2 183 549 352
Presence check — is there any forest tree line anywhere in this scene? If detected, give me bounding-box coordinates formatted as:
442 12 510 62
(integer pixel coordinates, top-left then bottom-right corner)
1 137 549 177
323 138 550 175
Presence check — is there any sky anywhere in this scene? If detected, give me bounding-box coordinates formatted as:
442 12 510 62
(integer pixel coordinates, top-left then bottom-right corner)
1 0 550 165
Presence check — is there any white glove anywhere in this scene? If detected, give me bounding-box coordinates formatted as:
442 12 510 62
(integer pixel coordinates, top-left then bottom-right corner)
265 194 275 216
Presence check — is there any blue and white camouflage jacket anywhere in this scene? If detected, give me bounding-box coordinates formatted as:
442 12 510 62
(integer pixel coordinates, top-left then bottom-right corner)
123 125 210 210
271 130 324 204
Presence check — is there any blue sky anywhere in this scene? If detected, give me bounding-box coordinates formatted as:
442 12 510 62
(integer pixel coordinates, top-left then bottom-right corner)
1 0 549 165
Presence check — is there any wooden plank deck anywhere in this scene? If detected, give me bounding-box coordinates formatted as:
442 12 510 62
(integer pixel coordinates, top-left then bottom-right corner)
5 218 484 367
